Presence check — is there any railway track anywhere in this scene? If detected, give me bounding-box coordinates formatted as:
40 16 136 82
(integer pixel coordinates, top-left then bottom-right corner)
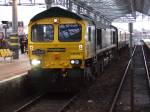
11 45 150 112
109 45 150 112
9 47 130 112
13 91 80 112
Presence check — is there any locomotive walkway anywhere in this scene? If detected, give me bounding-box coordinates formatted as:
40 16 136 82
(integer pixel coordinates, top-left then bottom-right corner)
0 53 30 81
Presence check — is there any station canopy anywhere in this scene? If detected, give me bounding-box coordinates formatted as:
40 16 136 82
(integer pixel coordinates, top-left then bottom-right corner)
73 0 150 22
0 0 150 22
44 0 150 23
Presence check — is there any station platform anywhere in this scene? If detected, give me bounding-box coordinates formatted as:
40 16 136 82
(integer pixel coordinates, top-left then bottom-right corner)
142 39 150 49
0 53 31 81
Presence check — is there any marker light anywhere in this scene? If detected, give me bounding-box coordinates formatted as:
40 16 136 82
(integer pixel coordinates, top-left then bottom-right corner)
54 18 58 23
79 44 83 50
31 59 41 66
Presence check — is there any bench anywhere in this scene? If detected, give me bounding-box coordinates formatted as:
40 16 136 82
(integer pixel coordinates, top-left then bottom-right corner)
0 49 13 61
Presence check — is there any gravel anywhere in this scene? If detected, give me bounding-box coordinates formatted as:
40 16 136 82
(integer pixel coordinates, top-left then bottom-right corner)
66 48 130 112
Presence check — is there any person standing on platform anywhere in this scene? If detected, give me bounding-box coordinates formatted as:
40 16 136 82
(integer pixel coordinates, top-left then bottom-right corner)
20 35 28 54
0 32 4 49
0 38 8 49
19 36 25 54
0 38 2 49
24 35 28 53
1 38 8 49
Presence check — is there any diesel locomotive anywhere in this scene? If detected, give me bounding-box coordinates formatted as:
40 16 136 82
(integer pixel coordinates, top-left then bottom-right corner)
28 7 129 81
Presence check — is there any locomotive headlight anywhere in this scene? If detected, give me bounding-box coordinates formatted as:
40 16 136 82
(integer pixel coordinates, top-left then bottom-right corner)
70 59 81 65
70 60 75 64
74 60 80 64
31 59 41 66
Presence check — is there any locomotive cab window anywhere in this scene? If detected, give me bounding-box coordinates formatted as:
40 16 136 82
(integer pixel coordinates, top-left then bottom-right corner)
59 24 81 42
31 24 54 42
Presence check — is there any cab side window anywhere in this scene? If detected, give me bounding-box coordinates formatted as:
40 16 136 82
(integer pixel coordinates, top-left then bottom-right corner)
88 27 91 41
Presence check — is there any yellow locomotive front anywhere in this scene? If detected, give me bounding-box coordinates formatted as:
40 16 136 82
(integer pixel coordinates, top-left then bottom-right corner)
29 18 85 69
28 7 93 78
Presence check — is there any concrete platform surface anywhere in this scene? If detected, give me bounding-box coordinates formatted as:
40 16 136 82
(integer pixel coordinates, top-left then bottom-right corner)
0 54 31 81
143 39 150 49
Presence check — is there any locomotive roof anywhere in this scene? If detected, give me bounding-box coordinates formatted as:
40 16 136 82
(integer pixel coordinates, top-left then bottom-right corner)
30 7 84 22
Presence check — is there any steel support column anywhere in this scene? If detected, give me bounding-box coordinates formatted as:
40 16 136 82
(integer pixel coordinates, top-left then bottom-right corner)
77 5 81 14
129 23 133 51
45 0 53 9
68 0 72 11
12 0 18 33
12 0 19 59
129 22 134 112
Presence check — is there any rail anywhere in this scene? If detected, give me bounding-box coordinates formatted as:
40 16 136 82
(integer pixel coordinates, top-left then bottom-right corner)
108 46 137 112
14 93 45 112
13 91 80 112
142 45 150 89
57 92 80 112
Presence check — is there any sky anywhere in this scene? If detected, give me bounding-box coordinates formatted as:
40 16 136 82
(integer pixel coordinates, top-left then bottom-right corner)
0 0 46 25
0 5 46 33
0 5 46 25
